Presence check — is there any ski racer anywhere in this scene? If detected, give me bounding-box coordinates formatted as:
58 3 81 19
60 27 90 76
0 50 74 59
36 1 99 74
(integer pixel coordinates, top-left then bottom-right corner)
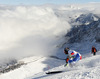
64 47 82 66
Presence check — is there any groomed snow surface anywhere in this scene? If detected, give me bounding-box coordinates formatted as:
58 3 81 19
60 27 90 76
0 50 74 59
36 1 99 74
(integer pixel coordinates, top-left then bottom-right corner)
0 51 100 79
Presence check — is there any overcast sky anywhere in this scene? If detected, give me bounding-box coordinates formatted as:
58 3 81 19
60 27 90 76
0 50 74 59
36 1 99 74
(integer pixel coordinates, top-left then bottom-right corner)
0 0 100 5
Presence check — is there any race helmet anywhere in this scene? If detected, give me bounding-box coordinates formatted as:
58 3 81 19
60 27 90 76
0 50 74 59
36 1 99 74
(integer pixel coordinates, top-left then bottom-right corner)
64 47 69 54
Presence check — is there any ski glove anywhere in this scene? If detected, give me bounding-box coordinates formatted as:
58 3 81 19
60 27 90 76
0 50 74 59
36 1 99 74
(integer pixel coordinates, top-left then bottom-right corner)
66 58 69 63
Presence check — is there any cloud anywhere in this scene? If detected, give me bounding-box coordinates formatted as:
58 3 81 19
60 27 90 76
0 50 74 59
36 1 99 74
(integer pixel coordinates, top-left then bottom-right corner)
0 5 70 60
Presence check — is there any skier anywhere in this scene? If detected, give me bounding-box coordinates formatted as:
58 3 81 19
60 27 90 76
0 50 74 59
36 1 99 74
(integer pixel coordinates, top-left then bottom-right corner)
64 47 82 67
91 46 97 55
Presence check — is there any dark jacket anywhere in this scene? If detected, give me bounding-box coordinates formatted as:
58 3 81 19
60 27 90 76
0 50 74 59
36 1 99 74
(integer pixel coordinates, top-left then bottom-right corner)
92 47 97 53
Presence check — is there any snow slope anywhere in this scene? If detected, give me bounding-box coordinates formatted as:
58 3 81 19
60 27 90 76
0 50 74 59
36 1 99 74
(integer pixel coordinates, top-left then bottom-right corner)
0 51 100 79
27 51 100 79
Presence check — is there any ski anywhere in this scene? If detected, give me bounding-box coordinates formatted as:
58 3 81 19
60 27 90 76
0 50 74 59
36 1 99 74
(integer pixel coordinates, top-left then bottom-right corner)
46 70 63 74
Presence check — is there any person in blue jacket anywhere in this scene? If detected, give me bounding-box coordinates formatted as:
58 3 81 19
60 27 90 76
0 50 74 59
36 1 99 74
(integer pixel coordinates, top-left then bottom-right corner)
64 47 82 66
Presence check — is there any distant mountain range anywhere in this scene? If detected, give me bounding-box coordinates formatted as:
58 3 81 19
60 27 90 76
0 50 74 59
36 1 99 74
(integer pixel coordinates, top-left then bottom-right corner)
66 13 100 43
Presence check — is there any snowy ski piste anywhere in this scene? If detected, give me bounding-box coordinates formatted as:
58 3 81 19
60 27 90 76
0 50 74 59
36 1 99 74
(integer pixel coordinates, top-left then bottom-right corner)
0 3 100 79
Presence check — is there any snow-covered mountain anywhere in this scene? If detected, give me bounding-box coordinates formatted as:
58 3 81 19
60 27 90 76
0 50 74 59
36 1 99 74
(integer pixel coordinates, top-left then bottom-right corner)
0 3 100 79
66 13 100 43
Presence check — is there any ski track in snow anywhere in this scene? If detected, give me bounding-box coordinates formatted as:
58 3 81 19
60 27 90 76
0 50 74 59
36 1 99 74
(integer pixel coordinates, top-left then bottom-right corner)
25 51 100 79
0 52 100 79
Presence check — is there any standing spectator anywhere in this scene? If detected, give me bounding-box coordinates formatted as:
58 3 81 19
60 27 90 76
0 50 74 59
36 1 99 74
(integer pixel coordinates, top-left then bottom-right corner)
92 46 97 55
